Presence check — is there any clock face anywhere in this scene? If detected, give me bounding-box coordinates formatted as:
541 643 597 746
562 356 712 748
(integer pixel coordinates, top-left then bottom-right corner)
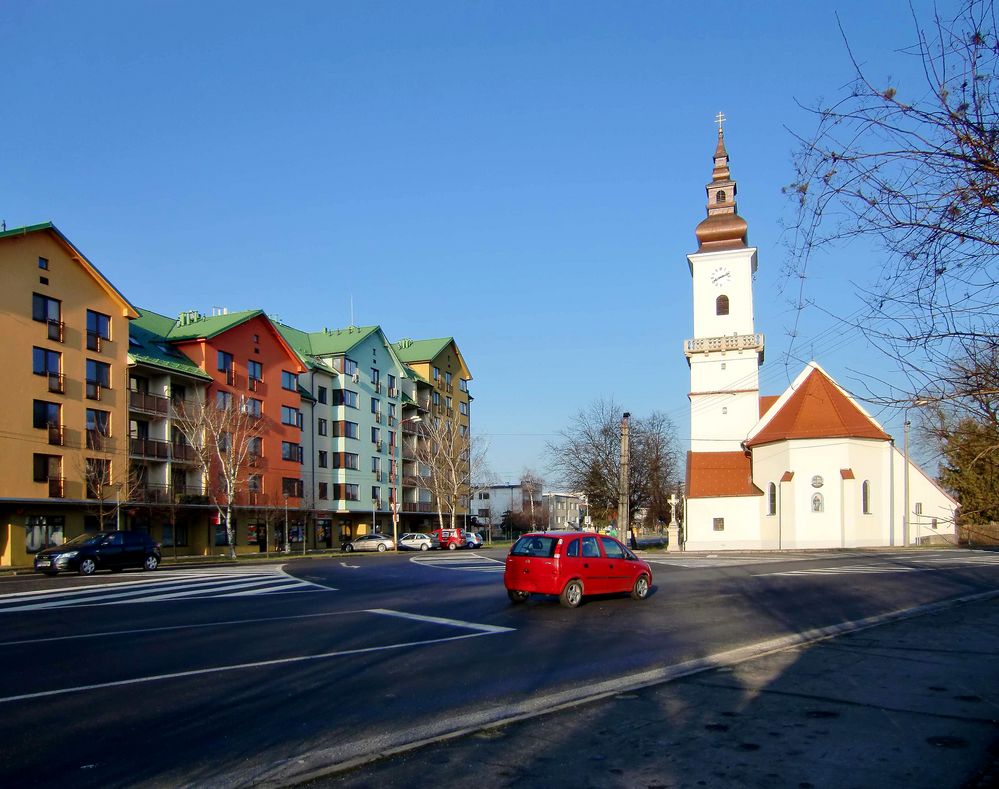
710 266 732 287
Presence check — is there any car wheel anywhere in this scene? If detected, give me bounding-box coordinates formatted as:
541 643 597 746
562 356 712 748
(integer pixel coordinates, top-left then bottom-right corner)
420 543 429 551
559 579 583 609
345 544 354 552
448 542 458 550
507 589 530 604
144 554 160 571
78 558 97 576
631 574 650 600
377 543 387 552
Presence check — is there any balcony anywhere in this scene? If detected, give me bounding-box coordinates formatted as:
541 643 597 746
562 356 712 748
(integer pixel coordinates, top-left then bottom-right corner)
388 387 397 398
46 373 65 394
403 474 428 488
683 333 765 357
130 437 170 460
401 501 435 513
374 381 382 394
171 442 199 463
224 369 240 388
86 429 110 451
47 425 64 447
86 332 107 352
374 412 383 424
48 477 65 498
134 484 171 503
130 390 170 416
248 377 266 394
47 319 64 343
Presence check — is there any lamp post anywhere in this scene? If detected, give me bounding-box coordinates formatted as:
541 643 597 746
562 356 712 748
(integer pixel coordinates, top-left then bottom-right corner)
283 493 290 553
902 399 933 547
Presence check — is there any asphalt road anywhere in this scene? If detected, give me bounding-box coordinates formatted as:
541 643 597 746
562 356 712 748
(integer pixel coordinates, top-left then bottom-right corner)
0 547 997 787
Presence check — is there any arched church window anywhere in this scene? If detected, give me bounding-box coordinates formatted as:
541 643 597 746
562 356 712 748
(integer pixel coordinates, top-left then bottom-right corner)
767 483 777 516
716 295 729 315
715 190 726 204
811 493 824 513
862 480 871 514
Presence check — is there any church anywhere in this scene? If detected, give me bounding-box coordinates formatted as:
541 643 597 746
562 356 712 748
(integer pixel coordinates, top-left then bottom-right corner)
681 124 958 550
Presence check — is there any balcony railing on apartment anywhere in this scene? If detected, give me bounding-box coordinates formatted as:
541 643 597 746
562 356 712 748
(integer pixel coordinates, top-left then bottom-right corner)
171 442 200 463
131 484 208 504
224 369 240 388
130 390 170 416
48 477 65 498
47 319 64 343
130 437 171 460
248 377 266 394
401 501 435 513
45 372 65 394
86 429 110 451
86 332 108 352
47 425 64 447
388 387 397 398
86 381 104 401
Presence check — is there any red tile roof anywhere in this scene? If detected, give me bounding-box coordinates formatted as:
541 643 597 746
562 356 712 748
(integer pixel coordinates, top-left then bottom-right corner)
747 366 890 447
759 395 780 418
686 451 764 498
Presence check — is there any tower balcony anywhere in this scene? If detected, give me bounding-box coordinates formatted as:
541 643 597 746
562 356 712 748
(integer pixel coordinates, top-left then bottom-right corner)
684 333 764 358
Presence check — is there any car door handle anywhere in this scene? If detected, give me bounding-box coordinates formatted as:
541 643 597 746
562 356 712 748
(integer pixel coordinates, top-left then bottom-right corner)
583 563 589 568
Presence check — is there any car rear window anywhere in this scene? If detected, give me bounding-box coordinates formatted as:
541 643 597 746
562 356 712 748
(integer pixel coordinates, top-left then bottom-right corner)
511 536 558 557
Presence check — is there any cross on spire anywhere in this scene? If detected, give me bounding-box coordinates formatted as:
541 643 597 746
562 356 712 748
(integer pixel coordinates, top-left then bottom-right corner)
715 111 726 132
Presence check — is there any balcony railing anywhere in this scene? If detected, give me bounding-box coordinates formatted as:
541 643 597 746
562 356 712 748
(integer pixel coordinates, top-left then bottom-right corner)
48 477 65 498
86 381 103 401
248 377 265 394
172 443 199 463
683 333 765 357
401 501 435 513
86 429 110 451
374 412 383 424
388 387 397 398
46 373 65 394
47 425 64 446
130 437 171 460
130 390 170 416
374 381 382 394
86 332 107 352
47 319 64 343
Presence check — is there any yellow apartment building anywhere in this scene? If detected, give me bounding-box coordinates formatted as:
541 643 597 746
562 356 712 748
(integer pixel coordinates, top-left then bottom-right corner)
0 223 138 566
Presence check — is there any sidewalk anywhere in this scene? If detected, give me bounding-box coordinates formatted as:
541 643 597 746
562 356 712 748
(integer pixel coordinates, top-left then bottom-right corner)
305 594 999 789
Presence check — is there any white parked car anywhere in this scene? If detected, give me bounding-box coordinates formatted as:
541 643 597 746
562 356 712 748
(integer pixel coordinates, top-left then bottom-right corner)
465 532 484 548
399 533 435 551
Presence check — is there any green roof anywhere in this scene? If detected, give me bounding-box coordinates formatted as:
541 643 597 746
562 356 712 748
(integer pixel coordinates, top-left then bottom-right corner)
274 322 382 357
393 337 453 363
129 309 213 380
165 309 265 340
0 221 55 240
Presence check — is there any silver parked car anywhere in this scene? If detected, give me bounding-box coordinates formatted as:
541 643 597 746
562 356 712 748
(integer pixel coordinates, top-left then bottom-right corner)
343 534 395 552
399 533 435 551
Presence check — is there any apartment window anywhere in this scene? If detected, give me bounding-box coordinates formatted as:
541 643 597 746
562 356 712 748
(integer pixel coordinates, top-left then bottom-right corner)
32 293 61 323
318 450 328 468
343 358 358 376
371 397 380 414
371 426 381 443
317 386 328 404
333 389 358 408
217 351 233 373
388 430 396 447
713 517 725 532
446 396 453 412
33 400 61 429
248 360 263 381
281 370 298 391
86 310 111 350
387 374 396 394
38 257 48 270
433 366 440 381
862 480 871 514
86 408 110 449
243 397 262 417
389 403 397 419
282 478 304 498
371 368 380 385
343 483 359 501
459 378 468 392
334 421 359 439
281 441 304 463
318 418 328 436
460 401 468 416
460 424 468 437
334 453 359 470
318 482 328 500
86 359 110 399
445 371 452 386
767 483 777 516
248 436 262 459
371 456 381 474
248 474 262 492
32 347 61 376
372 486 381 503
433 391 440 407
216 390 233 409
281 405 303 428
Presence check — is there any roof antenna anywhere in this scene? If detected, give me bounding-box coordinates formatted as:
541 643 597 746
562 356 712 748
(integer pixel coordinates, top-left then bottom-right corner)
1 220 5 231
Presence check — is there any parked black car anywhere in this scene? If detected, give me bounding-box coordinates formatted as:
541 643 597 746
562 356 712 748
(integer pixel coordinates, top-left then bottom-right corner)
34 531 162 576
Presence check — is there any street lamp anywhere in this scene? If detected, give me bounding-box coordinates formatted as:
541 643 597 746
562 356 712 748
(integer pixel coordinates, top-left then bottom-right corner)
283 493 290 553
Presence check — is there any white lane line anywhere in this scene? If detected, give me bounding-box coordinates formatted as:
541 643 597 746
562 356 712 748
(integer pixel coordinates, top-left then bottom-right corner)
220 581 334 597
0 631 497 705
366 608 514 634
0 608 375 648
94 578 310 605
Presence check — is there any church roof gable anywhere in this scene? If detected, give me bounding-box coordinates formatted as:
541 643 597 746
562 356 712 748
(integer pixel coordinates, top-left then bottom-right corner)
747 363 889 447
686 451 764 498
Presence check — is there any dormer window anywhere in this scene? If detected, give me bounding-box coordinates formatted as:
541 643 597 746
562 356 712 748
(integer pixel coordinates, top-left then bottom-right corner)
716 295 729 315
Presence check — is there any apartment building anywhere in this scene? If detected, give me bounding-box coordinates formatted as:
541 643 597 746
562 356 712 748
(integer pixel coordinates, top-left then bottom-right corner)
393 338 472 531
0 223 138 566
543 492 586 530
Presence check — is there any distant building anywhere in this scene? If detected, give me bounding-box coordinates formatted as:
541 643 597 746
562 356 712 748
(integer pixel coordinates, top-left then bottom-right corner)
682 126 958 549
543 492 585 530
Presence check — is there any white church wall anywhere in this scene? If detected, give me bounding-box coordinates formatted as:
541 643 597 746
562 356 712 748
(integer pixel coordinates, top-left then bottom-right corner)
685 494 773 550
688 247 758 339
889 446 958 545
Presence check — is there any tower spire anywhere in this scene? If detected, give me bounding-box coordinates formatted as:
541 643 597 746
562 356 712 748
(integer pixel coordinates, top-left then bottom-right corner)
694 114 748 251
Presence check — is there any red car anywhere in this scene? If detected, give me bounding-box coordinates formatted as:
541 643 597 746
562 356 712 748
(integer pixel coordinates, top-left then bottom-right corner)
431 527 466 550
504 531 653 608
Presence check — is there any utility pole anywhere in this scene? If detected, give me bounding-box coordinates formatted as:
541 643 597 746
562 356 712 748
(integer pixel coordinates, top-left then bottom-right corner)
619 412 630 545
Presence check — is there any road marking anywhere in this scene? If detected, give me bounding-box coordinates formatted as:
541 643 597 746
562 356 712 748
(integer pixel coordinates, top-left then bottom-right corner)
410 553 505 573
0 566 333 612
0 608 513 704
758 554 999 576
367 608 514 634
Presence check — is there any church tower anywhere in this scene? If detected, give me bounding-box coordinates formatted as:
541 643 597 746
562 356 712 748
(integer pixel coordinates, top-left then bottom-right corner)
685 120 764 452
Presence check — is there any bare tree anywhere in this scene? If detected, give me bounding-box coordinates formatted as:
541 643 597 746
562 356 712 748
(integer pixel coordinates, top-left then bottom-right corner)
415 417 489 531
547 398 682 528
785 0 999 403
172 396 269 559
520 468 544 527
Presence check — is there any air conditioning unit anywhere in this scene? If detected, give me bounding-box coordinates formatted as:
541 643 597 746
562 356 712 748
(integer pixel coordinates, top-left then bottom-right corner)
351 372 360 383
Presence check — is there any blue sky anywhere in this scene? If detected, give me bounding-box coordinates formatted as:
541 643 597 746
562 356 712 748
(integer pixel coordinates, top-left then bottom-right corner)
2 1 943 482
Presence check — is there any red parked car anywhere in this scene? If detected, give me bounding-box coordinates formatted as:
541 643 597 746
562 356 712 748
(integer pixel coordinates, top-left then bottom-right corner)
504 531 653 608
